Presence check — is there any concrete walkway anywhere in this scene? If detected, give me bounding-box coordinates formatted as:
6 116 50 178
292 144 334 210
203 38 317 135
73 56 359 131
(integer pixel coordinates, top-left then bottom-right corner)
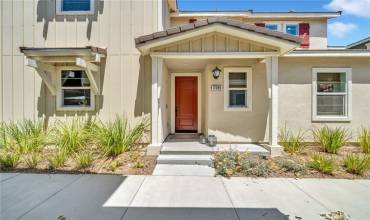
1 173 370 220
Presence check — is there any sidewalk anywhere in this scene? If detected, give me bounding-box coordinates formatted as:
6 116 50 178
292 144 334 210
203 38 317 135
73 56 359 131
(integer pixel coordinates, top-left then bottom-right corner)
1 173 370 220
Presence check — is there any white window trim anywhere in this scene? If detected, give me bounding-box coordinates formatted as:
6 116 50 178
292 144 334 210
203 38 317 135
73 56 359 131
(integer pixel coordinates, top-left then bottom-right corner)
224 67 253 112
56 66 95 111
56 0 95 15
283 23 299 36
312 67 352 122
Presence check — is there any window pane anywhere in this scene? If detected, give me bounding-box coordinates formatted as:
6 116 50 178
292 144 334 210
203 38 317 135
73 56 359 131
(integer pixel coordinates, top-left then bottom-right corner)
62 0 90 11
229 72 246 88
286 24 298 35
266 24 278 31
61 70 90 87
63 89 91 107
317 95 345 116
317 72 346 93
229 90 246 107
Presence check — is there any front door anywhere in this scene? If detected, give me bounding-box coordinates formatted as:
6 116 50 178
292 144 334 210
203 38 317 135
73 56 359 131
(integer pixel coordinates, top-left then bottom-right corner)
175 77 198 133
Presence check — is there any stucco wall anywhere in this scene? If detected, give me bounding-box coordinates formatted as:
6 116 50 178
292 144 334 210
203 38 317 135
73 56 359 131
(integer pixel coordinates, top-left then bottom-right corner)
1 0 159 124
279 57 370 141
205 59 269 143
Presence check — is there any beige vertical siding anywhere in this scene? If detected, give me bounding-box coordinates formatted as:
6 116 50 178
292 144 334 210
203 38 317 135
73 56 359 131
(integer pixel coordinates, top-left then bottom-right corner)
1 0 159 124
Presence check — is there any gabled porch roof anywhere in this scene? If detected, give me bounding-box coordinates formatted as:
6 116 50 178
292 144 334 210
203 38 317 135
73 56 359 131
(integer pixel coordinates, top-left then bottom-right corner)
135 17 301 55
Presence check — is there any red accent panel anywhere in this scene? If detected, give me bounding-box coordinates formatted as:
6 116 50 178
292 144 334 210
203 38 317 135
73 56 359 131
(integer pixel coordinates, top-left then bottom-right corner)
175 77 198 132
299 23 310 48
255 23 265 27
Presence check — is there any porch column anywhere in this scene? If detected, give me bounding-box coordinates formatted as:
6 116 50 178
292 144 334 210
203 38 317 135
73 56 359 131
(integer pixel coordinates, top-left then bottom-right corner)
265 56 282 156
147 56 163 155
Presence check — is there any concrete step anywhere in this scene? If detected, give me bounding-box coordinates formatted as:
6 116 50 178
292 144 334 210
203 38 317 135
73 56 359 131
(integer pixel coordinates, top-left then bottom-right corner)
160 145 213 155
157 154 212 166
153 164 215 176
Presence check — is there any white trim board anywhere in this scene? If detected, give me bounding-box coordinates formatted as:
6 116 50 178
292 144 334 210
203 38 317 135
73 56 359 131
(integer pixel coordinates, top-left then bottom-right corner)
170 73 202 134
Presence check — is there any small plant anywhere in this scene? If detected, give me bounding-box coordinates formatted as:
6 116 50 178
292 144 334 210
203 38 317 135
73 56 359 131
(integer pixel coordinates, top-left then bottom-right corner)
0 122 9 147
240 156 271 177
74 151 93 169
48 150 67 169
107 159 122 171
276 159 307 173
24 152 41 169
309 154 336 175
6 118 46 153
320 211 350 220
93 116 146 157
279 125 305 154
312 126 350 154
358 127 370 153
212 150 241 176
0 149 20 169
52 117 91 154
343 154 370 175
134 161 145 169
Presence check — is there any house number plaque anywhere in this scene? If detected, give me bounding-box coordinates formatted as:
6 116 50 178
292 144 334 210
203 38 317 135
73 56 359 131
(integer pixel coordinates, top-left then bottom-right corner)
211 84 223 91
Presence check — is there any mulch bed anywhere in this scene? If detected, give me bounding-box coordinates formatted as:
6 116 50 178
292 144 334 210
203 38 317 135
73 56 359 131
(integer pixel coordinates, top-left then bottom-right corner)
1 148 157 175
232 145 370 179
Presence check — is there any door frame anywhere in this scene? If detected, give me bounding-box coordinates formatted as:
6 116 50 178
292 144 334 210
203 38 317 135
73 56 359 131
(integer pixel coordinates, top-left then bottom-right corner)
171 73 202 134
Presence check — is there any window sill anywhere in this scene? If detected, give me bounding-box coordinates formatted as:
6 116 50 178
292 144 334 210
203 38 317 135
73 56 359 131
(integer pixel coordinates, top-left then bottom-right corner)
56 106 95 112
56 10 94 16
224 107 252 112
312 116 351 122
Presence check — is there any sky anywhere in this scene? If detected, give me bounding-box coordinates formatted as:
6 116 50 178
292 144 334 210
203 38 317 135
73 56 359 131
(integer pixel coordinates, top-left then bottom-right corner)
177 0 370 46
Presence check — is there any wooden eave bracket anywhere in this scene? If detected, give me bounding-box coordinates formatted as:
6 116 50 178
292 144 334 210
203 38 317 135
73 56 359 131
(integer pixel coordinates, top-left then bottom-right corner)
25 58 57 95
76 58 100 95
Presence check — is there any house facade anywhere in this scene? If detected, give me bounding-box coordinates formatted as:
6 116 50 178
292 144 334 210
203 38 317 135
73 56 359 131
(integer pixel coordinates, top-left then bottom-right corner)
1 0 370 156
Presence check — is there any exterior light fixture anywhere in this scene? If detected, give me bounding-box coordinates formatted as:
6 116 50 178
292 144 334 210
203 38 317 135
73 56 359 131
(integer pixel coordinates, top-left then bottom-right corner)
212 67 221 79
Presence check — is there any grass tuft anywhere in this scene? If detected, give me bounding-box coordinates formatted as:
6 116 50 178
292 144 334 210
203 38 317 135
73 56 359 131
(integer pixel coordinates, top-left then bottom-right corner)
312 126 350 154
358 127 370 153
24 152 41 169
93 116 146 157
343 154 370 175
74 151 93 169
48 150 67 169
309 153 336 175
279 125 305 154
0 149 20 169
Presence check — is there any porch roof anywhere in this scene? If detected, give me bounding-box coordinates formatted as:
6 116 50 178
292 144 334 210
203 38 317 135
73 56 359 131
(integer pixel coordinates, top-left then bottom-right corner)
136 17 300 45
135 17 301 55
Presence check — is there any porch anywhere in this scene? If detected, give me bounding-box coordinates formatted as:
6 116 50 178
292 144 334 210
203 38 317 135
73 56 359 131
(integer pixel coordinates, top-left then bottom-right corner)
135 17 301 157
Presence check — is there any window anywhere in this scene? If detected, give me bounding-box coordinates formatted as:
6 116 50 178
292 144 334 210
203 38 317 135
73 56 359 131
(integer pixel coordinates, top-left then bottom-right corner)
56 0 94 15
224 67 252 111
265 24 279 31
57 68 94 111
285 24 298 36
312 68 352 121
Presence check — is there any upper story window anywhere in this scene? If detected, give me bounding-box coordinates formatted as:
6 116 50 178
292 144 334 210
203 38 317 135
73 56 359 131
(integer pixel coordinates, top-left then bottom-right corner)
56 0 94 15
265 24 279 31
224 67 252 111
312 68 352 121
57 68 95 111
285 24 298 36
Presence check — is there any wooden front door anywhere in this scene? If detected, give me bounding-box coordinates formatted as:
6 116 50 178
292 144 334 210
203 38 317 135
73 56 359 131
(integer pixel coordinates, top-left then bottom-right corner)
175 77 198 132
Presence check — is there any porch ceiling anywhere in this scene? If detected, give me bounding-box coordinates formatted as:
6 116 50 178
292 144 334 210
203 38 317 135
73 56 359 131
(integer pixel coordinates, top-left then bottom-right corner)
135 17 300 56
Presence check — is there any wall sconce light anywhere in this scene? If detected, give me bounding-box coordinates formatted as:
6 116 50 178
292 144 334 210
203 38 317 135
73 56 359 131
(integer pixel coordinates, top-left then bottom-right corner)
212 67 221 79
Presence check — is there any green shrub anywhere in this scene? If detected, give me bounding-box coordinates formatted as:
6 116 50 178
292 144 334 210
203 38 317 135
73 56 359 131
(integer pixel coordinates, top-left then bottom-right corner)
309 154 336 175
240 156 271 177
0 149 20 169
74 151 93 169
0 122 9 148
24 152 41 169
279 126 305 154
358 127 370 153
52 117 91 154
343 154 370 175
93 116 146 157
276 159 307 173
212 150 241 176
48 150 67 169
312 126 350 154
6 119 46 153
